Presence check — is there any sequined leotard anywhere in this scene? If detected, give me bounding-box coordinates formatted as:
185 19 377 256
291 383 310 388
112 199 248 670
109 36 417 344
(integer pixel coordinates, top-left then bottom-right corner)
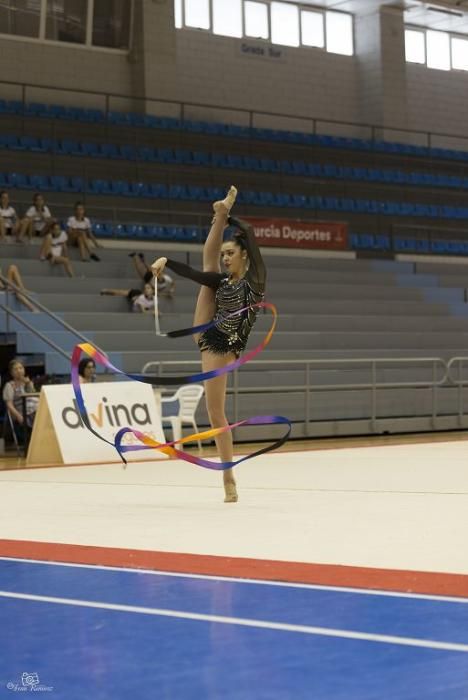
165 216 266 357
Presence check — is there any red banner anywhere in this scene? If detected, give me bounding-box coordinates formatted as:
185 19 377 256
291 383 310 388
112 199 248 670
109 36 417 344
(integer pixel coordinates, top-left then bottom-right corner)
247 218 348 250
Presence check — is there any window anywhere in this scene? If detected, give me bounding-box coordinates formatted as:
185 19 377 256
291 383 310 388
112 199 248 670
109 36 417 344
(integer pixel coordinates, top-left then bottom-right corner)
174 1 354 60
174 0 182 29
326 11 353 56
213 0 242 38
301 9 324 48
244 1 268 40
452 36 468 71
0 0 41 38
46 0 87 44
271 2 299 48
405 28 425 64
426 30 450 71
184 0 210 30
92 0 130 48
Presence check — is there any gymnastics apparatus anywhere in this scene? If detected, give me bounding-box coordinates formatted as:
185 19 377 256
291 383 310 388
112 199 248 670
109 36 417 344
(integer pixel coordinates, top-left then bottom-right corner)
71 187 291 503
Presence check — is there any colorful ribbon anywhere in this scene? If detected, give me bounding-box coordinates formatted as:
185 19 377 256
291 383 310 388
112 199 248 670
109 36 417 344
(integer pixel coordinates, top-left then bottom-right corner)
71 300 291 469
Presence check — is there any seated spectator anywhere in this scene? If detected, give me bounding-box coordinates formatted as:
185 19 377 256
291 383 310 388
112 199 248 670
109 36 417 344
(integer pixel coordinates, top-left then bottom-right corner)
78 358 97 384
40 221 74 277
67 202 101 262
0 264 37 312
0 191 19 241
18 193 53 242
3 359 38 444
129 251 175 298
132 283 155 313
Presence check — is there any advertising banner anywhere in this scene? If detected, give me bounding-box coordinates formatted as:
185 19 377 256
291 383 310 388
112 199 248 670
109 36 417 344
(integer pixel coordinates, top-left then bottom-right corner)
26 382 165 465
248 217 348 250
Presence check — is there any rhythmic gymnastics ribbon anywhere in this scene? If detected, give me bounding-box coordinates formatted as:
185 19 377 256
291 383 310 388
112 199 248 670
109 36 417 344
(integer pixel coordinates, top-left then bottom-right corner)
71 298 291 469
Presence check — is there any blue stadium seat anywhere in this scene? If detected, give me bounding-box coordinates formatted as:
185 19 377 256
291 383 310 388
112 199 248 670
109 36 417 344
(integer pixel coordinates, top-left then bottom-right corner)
100 143 122 159
173 149 192 164
6 173 28 188
226 155 243 169
139 147 157 162
187 185 209 201
192 151 211 166
88 179 112 195
242 156 260 171
130 182 150 197
148 183 168 198
205 187 224 200
2 100 23 114
110 180 130 196
225 124 250 138
49 175 69 192
28 175 50 191
107 111 131 126
168 184 188 199
58 139 83 156
24 102 48 117
146 225 168 240
258 158 279 173
81 142 100 157
120 144 138 160
1 135 24 150
20 136 50 153
128 113 146 127
83 108 105 123
93 222 114 239
47 104 67 119
69 177 85 193
274 193 292 207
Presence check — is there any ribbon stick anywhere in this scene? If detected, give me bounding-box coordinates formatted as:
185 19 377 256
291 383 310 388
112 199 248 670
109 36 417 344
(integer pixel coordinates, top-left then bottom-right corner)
71 300 291 469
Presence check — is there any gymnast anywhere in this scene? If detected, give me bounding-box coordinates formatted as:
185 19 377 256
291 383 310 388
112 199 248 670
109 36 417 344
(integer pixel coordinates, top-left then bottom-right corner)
151 186 266 503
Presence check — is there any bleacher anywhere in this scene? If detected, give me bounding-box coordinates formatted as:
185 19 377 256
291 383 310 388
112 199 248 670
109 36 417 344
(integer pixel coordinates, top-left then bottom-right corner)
2 98 468 438
2 240 468 437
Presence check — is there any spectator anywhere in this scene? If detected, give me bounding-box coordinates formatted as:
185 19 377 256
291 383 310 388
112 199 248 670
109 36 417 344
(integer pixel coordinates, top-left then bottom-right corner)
132 283 155 313
18 193 52 242
0 264 37 312
78 358 97 384
40 221 74 277
67 202 101 262
3 359 38 443
0 191 19 241
129 251 175 298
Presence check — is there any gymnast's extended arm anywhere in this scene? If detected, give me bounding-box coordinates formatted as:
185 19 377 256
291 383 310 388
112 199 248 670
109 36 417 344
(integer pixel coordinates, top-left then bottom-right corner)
151 257 223 290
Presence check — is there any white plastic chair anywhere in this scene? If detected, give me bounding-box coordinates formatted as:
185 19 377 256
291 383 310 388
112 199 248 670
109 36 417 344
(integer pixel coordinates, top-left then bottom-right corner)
161 385 205 450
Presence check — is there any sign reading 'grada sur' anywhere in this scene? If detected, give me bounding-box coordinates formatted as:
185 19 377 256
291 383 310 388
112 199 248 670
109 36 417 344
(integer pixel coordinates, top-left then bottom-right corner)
239 42 284 60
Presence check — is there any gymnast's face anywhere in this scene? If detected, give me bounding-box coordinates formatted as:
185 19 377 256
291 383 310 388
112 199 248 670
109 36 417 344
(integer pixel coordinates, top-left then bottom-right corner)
221 241 247 278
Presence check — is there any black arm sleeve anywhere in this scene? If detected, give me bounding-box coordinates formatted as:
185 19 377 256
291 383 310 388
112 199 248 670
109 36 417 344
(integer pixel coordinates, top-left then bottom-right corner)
164 259 224 289
228 216 266 291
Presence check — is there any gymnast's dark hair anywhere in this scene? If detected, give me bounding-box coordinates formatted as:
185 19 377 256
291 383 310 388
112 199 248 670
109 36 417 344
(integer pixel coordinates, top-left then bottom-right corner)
229 230 247 251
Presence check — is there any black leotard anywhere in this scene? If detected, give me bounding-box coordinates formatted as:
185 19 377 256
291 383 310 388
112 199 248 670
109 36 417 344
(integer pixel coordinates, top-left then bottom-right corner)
165 216 266 356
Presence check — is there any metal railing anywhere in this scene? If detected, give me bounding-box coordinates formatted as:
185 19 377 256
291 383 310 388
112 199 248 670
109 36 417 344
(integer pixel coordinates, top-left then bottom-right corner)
3 77 468 152
142 356 451 435
0 273 106 360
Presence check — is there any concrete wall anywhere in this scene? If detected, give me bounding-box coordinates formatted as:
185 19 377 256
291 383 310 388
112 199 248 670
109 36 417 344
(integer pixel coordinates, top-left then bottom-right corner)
1 0 468 143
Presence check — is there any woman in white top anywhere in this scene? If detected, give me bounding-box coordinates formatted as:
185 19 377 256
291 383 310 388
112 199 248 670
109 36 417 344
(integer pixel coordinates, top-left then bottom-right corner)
18 193 52 242
67 202 101 262
0 191 19 241
3 359 37 435
132 283 155 313
40 222 74 277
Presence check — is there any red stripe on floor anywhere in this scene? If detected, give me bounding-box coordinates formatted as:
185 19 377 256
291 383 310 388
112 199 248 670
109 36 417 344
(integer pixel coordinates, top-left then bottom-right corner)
0 539 467 597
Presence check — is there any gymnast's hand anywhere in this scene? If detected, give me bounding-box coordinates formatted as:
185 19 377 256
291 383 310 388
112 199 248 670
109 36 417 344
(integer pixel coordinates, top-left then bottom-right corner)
151 257 167 279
